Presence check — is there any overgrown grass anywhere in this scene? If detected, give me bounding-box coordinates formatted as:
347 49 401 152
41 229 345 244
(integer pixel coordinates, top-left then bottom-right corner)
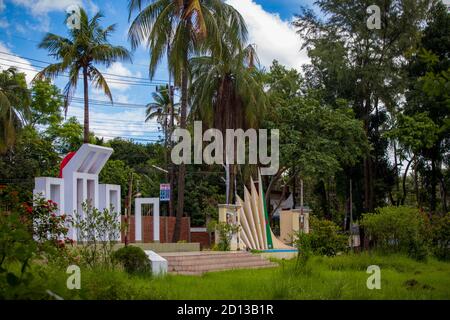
5 252 450 300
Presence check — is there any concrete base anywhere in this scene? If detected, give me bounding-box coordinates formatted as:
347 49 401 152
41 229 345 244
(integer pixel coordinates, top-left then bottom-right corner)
145 250 168 276
259 250 297 260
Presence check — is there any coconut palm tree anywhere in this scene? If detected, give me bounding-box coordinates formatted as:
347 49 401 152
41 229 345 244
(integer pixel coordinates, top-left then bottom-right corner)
190 43 266 202
35 8 131 143
128 0 247 241
145 85 179 160
0 67 30 154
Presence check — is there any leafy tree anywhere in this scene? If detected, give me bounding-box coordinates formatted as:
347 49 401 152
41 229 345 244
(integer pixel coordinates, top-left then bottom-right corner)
190 44 266 202
128 0 247 241
0 68 30 153
263 62 368 219
28 79 63 128
404 3 450 213
44 117 85 154
146 85 180 167
0 127 59 193
36 7 131 143
294 0 431 213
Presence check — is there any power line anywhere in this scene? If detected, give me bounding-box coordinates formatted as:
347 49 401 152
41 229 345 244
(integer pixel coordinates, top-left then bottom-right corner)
0 61 167 87
0 31 159 71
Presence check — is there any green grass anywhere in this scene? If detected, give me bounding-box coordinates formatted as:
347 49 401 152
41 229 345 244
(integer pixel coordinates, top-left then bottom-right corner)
5 252 450 300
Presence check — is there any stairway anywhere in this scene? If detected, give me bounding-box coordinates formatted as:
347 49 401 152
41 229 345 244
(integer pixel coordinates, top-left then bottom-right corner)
160 251 277 275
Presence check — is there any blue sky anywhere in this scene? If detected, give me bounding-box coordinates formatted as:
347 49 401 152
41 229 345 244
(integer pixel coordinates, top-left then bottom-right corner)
0 0 314 143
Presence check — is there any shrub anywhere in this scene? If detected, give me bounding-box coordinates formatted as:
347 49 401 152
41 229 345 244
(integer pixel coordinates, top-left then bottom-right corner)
361 206 429 260
112 246 151 274
208 221 240 251
430 213 450 261
72 201 121 268
294 232 312 273
305 217 348 256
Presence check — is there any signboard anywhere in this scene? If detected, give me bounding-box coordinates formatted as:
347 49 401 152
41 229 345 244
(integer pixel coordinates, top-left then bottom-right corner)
160 184 170 202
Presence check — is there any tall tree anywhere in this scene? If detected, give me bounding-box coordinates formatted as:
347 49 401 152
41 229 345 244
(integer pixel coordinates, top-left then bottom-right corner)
294 0 431 213
36 8 131 143
128 0 247 241
190 43 266 202
0 67 30 154
145 85 180 149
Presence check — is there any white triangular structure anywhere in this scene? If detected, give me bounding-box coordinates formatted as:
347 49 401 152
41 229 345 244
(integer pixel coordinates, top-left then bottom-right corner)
34 144 121 241
219 172 297 251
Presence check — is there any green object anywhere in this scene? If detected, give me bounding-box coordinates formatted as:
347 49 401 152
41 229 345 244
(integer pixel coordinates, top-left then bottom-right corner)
260 183 273 249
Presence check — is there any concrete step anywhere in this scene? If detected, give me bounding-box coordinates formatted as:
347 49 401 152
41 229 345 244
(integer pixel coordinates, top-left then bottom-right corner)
168 260 274 272
172 264 278 275
165 255 266 266
160 251 277 274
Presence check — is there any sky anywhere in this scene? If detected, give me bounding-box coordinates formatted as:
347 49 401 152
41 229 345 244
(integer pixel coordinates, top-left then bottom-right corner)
0 0 315 143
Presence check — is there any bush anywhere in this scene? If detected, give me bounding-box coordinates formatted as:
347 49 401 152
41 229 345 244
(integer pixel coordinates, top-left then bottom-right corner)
295 217 348 257
361 206 429 260
208 221 240 251
112 246 151 274
430 213 450 261
72 201 121 268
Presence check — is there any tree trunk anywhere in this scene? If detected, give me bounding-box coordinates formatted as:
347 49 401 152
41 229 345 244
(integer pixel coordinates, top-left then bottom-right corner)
172 69 188 242
83 66 89 143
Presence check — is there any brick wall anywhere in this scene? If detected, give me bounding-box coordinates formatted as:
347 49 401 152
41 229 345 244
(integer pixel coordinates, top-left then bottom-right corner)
121 216 190 243
191 231 211 249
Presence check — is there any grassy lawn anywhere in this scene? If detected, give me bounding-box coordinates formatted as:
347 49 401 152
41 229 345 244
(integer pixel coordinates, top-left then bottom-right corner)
23 252 450 300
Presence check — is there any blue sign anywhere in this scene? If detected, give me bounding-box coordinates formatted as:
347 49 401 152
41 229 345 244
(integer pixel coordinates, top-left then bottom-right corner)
160 184 170 202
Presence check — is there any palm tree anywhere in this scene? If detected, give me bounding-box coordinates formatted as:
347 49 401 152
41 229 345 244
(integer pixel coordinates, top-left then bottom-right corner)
190 43 266 202
0 67 30 154
128 0 247 241
145 85 179 165
35 8 131 143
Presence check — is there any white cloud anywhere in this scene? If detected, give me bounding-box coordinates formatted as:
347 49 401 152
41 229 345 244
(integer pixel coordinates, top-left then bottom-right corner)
0 41 37 83
0 0 5 12
11 0 83 16
102 62 142 91
226 0 309 71
65 106 160 142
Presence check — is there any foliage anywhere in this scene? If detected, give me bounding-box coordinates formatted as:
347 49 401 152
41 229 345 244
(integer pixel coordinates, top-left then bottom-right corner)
294 231 312 273
0 209 36 296
36 7 131 142
430 213 450 261
72 201 121 268
6 251 450 300
0 68 30 153
303 217 349 257
28 78 63 127
112 245 151 274
208 221 240 251
0 127 60 193
361 206 430 260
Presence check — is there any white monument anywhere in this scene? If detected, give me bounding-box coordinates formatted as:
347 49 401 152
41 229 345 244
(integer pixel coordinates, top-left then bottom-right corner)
33 144 121 242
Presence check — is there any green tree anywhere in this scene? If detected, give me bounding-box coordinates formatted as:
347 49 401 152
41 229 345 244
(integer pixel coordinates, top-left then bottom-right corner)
294 0 431 213
190 43 266 202
35 8 131 143
28 78 63 128
263 61 368 219
128 0 247 241
44 117 86 154
0 68 30 153
145 85 179 167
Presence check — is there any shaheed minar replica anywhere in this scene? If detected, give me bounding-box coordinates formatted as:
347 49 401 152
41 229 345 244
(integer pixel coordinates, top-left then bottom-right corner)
33 144 121 242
